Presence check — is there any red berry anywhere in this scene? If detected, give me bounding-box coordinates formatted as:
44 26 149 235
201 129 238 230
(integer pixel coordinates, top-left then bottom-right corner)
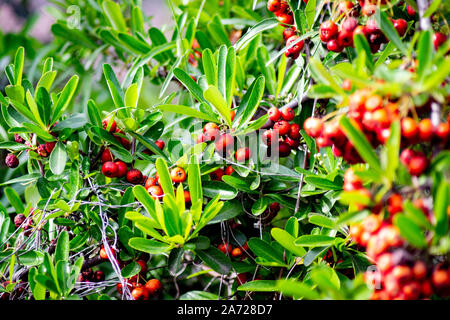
231 247 243 258
101 148 113 163
400 149 415 166
401 117 419 140
283 27 296 41
131 287 149 300
148 185 163 199
267 0 280 12
342 79 352 91
418 118 434 141
126 169 143 184
102 117 117 133
303 117 323 138
235 147 252 162
285 136 300 149
210 168 224 181
102 161 118 178
393 19 408 37
277 13 293 25
218 243 232 254
338 29 354 48
338 1 354 15
5 153 19 168
99 246 115 259
288 123 300 139
280 106 295 121
262 129 278 146
36 144 48 157
170 167 187 183
320 21 339 42
137 260 148 274
278 141 291 157
406 5 415 17
144 177 157 189
435 122 449 142
203 122 219 133
115 161 128 178
155 139 165 150
183 190 191 203
225 165 234 175
408 153 428 176
145 279 162 296
327 39 343 52
273 120 290 136
214 134 234 156
268 107 281 122
342 17 358 32
45 141 56 154
433 32 447 50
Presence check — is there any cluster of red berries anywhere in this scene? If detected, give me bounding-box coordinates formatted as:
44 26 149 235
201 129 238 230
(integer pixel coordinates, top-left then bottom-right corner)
100 118 166 185
267 0 304 60
143 166 190 203
197 115 253 164
345 168 450 299
5 133 58 169
77 268 105 283
319 12 406 54
218 241 250 260
210 164 235 181
99 246 163 300
262 106 299 157
102 117 131 150
304 89 450 172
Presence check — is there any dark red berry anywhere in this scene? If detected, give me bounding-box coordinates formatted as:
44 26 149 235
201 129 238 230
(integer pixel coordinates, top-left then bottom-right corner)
5 153 19 168
126 169 143 184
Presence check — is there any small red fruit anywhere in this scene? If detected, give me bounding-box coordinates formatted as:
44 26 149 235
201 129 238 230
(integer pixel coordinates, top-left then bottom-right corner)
137 260 148 274
433 32 448 50
102 161 118 178
235 147 252 162
225 165 234 175
280 106 295 121
303 117 323 138
408 154 428 176
101 148 113 163
148 185 164 200
406 5 415 17
102 117 117 133
45 141 56 154
145 279 163 296
416 118 434 141
278 141 292 157
320 21 339 42
99 246 115 259
288 123 300 139
267 0 280 12
145 177 157 189
126 169 143 184
5 153 19 168
131 287 149 300
214 134 234 156
231 247 243 258
210 168 224 181
283 27 296 41
218 243 232 254
155 139 165 150
277 13 293 25
327 39 343 52
273 120 290 136
393 19 408 37
268 107 281 122
115 161 128 178
203 122 219 133
170 167 187 183
401 117 419 140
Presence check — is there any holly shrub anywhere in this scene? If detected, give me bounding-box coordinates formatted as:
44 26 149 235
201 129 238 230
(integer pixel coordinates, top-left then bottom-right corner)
0 0 449 301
